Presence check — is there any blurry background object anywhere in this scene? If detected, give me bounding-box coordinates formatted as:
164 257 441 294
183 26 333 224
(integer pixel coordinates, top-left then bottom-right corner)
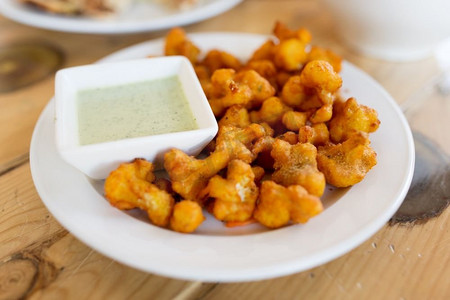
321 0 450 61
0 0 242 34
19 0 199 16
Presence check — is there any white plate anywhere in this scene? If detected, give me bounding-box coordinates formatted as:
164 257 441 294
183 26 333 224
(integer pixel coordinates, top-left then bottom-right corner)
0 0 242 34
30 33 414 282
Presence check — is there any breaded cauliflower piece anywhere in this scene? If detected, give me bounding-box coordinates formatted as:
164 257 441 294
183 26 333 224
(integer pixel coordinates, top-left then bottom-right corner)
201 49 242 73
208 69 252 116
328 97 380 143
164 148 229 202
271 139 325 197
281 110 310 131
249 39 276 62
280 75 321 110
317 132 377 187
206 160 259 222
249 96 292 126
251 165 266 185
170 200 205 233
164 124 267 201
307 45 342 73
215 123 269 163
104 159 174 227
253 180 323 228
300 60 342 105
243 59 279 91
164 27 200 64
298 123 330 146
234 69 277 109
273 21 312 43
272 22 310 71
251 132 298 170
310 103 333 123
218 105 251 128
273 38 308 71
208 69 275 116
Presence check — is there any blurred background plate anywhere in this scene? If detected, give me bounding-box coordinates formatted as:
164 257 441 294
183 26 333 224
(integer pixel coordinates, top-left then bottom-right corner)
0 0 242 34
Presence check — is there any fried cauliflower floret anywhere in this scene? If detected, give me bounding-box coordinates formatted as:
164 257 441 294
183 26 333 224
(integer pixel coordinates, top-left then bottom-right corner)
105 159 174 227
251 165 266 185
208 69 251 116
273 21 312 44
205 160 259 222
307 45 342 73
208 69 275 116
298 123 329 146
218 105 250 128
215 123 269 163
154 178 175 196
202 49 242 73
281 110 310 131
281 75 308 107
300 60 342 105
273 38 308 71
194 64 214 98
277 131 299 144
252 135 277 170
164 148 229 202
280 75 321 110
317 132 377 187
243 59 278 90
164 27 200 64
249 96 292 126
310 103 333 123
271 140 325 197
328 97 381 143
253 181 290 228
165 124 267 201
249 39 276 62
288 184 324 224
252 133 298 170
253 180 323 228
234 69 276 108
170 200 205 233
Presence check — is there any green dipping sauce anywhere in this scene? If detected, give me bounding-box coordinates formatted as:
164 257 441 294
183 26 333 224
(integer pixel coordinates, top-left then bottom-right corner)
77 76 198 146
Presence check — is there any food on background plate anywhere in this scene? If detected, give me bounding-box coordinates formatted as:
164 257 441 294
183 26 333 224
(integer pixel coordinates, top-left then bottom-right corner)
104 21 380 233
20 0 199 16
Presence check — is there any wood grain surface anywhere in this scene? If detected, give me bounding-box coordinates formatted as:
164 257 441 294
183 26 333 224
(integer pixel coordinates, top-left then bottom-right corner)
0 0 449 299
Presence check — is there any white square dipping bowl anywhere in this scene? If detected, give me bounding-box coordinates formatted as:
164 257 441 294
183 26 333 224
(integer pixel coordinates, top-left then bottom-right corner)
55 56 218 180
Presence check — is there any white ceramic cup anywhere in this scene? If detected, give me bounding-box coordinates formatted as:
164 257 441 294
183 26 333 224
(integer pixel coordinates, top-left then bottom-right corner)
321 0 450 61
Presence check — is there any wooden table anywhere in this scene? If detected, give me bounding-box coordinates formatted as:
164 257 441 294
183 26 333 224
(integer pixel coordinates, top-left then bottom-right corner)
1 0 449 299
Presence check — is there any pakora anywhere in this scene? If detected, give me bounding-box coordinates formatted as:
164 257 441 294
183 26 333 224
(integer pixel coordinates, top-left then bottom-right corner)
205 159 259 222
317 132 377 187
253 180 323 228
104 159 174 227
170 200 205 233
271 139 326 197
165 124 267 201
208 69 275 116
328 97 380 143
